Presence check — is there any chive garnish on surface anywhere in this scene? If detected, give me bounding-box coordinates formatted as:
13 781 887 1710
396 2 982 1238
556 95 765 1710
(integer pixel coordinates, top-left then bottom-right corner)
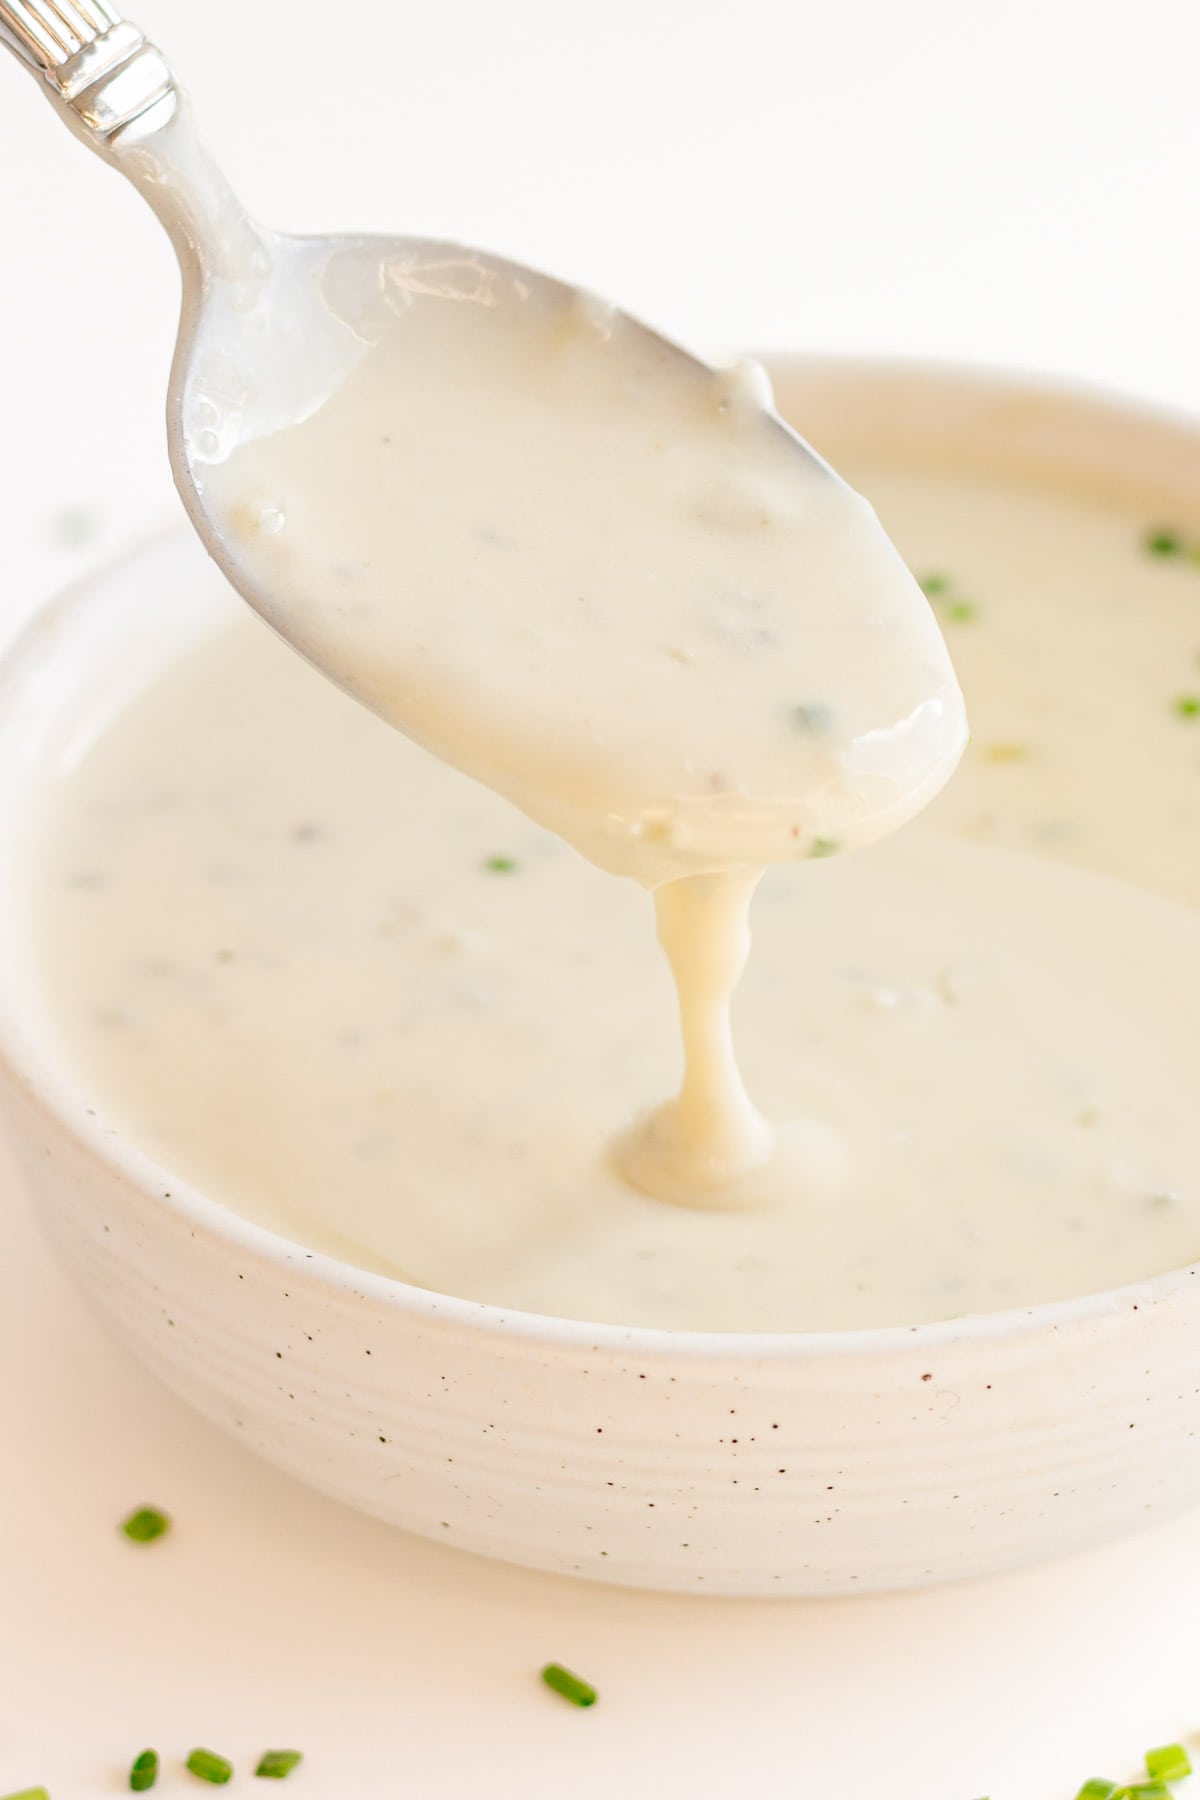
255 1751 303 1780
1074 1782 1118 1799
809 837 839 859
129 1750 159 1792
793 701 835 733
0 1790 50 1800
46 505 100 550
186 1750 233 1785
918 570 979 623
541 1662 597 1707
484 855 518 874
1145 529 1183 556
121 1507 170 1544
1174 695 1200 719
1144 1743 1191 1781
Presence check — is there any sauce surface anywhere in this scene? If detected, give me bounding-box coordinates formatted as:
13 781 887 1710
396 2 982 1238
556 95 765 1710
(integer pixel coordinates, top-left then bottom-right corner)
26 449 1200 1331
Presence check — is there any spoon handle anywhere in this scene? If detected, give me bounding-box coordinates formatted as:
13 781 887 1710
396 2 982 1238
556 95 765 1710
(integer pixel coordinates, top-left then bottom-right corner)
0 0 265 284
0 0 177 142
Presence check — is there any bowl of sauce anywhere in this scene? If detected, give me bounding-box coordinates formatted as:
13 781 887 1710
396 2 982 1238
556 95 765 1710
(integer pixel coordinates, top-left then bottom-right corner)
2 357 1199 1596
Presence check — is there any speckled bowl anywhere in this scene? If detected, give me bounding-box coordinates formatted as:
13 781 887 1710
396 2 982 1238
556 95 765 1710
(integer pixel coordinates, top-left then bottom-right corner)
3 359 1200 1598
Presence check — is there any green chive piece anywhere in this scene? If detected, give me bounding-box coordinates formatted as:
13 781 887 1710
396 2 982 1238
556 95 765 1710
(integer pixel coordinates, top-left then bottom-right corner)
186 1750 233 1785
484 855 518 874
541 1662 597 1707
1145 528 1183 556
1145 1744 1192 1781
1074 1782 1118 1799
46 505 100 550
1175 695 1200 719
809 837 839 859
793 701 835 733
946 599 979 623
920 573 949 595
255 1751 303 1780
121 1507 170 1544
0 1790 50 1800
1117 1785 1171 1798
130 1750 159 1792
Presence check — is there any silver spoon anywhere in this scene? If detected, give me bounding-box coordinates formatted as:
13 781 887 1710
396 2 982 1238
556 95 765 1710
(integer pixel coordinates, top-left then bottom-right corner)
0 1 966 883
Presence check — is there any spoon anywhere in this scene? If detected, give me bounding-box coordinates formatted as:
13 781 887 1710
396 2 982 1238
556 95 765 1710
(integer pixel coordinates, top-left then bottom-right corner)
0 0 967 884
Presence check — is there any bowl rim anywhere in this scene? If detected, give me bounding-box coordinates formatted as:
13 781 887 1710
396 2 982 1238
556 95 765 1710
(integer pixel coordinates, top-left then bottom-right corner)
4 350 1200 1365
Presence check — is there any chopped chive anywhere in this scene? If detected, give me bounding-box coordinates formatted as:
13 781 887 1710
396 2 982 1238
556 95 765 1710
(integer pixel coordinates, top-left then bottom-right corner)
484 855 518 874
809 837 839 859
1075 1783 1118 1799
1174 695 1200 719
1118 1786 1171 1798
186 1750 233 1785
255 1751 303 1780
793 701 835 733
541 1662 597 1707
121 1507 170 1544
1145 528 1183 556
129 1750 159 1792
0 1790 50 1800
918 571 978 620
1145 1744 1191 1781
46 504 100 550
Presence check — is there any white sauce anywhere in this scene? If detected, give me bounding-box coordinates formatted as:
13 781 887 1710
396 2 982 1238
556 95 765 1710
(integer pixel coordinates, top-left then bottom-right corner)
26 457 1200 1330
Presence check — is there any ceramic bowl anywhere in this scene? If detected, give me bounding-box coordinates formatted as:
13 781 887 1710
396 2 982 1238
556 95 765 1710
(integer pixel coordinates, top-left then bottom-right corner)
3 358 1200 1599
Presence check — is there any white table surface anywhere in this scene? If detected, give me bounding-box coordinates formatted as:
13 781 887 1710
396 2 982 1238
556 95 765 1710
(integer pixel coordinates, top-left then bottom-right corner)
3 2 1200 1794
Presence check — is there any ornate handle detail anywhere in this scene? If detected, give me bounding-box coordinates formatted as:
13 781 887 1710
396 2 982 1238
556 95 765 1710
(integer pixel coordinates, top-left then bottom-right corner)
0 0 176 139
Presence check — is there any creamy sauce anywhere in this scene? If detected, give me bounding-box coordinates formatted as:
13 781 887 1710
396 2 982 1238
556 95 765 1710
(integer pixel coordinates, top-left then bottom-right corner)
26 459 1200 1330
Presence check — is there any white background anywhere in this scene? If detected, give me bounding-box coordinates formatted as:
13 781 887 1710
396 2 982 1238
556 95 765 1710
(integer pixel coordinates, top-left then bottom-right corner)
3 1 1200 1795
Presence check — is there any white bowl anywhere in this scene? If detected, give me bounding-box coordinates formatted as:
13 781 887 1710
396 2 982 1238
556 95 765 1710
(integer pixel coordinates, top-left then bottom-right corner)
4 358 1200 1599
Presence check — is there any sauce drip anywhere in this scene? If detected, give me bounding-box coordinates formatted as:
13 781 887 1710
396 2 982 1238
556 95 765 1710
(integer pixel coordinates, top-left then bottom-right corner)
621 871 772 1198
